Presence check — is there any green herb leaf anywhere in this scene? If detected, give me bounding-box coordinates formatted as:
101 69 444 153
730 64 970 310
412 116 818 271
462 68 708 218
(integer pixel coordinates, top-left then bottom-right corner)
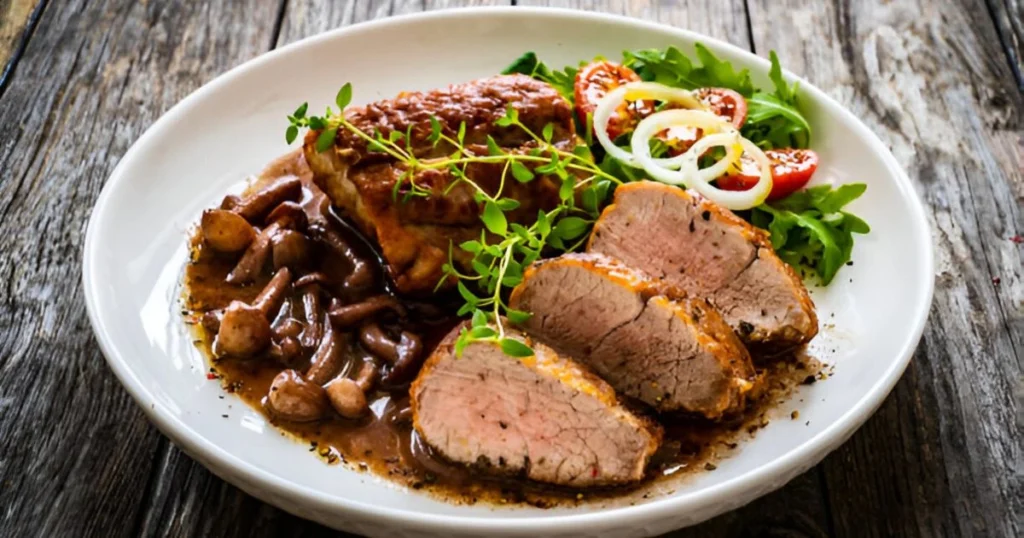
510 161 535 182
501 52 577 101
428 116 443 145
285 125 299 144
496 198 521 211
552 216 590 241
294 103 308 119
454 328 471 357
500 338 534 358
751 183 869 284
459 240 482 254
471 309 488 327
481 201 507 235
486 135 504 156
316 127 337 152
469 326 498 340
335 83 352 109
457 281 480 306
542 123 554 142
506 309 532 325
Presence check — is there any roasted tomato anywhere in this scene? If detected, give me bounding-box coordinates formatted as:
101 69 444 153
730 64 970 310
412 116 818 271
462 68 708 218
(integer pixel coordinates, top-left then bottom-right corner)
717 148 820 201
661 88 748 152
574 61 654 139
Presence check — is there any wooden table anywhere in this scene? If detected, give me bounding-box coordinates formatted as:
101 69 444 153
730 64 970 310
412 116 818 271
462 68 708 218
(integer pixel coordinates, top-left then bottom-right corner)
0 0 1020 536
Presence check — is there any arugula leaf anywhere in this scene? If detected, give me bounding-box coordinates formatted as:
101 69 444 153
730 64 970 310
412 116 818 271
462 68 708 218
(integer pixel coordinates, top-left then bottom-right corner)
624 44 754 96
751 183 870 284
622 45 811 149
502 52 577 101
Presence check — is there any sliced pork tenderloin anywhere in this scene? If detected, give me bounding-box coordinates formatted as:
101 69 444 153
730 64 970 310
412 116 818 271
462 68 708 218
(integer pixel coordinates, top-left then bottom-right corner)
411 322 662 487
508 253 756 418
588 181 818 351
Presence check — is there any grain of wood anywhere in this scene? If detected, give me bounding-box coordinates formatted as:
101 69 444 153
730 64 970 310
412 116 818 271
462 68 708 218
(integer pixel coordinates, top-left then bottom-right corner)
749 0 1023 536
0 0 40 84
0 0 286 535
985 0 1024 88
517 0 752 48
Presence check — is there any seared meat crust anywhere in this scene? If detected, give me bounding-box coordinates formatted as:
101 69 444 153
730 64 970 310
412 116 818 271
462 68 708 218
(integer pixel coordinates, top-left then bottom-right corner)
588 182 818 350
411 322 662 487
305 75 577 293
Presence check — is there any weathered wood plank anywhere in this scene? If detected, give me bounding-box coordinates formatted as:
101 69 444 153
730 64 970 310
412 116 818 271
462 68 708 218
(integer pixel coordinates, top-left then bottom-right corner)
0 0 286 535
517 0 752 48
0 0 42 89
748 0 1023 536
985 0 1024 88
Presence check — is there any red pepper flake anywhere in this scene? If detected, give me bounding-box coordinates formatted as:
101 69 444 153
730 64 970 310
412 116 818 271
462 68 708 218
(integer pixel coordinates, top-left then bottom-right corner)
1010 235 1023 244
993 277 1001 285
206 372 218 380
591 467 598 477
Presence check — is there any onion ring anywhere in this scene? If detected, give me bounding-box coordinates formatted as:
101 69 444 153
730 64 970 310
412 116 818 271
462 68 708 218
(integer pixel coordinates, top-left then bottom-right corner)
679 136 773 210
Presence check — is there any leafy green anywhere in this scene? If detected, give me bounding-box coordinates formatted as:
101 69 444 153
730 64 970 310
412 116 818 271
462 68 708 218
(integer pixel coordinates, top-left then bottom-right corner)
501 52 578 101
623 45 810 149
751 184 870 285
625 43 755 96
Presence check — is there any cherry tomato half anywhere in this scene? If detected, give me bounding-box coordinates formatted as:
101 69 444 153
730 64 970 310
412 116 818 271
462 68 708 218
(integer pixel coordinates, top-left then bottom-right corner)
717 148 820 201
661 88 749 152
574 61 654 140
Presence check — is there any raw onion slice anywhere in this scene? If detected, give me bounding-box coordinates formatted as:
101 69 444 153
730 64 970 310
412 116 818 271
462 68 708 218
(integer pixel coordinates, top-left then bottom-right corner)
629 109 739 184
593 82 705 167
678 135 773 210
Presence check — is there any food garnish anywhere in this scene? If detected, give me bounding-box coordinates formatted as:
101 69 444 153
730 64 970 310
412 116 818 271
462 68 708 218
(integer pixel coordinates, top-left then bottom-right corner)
288 90 620 355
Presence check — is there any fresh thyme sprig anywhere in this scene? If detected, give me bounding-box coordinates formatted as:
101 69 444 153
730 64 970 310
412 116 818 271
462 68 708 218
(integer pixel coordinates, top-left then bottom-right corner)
287 84 620 357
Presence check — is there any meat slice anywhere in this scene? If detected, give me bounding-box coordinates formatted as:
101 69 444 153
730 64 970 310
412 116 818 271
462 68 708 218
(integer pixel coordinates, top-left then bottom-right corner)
411 322 662 487
588 182 818 351
305 74 578 293
509 253 756 418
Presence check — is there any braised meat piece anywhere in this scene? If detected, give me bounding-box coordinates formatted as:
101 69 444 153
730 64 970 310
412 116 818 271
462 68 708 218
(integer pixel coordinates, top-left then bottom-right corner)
411 322 662 487
588 182 818 351
305 75 578 293
509 253 756 418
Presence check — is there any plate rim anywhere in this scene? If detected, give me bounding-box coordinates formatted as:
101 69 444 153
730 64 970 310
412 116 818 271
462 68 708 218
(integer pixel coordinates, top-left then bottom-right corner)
82 6 935 533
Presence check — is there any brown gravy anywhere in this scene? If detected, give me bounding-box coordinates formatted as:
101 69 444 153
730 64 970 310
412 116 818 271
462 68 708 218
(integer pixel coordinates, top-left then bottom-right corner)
181 151 821 507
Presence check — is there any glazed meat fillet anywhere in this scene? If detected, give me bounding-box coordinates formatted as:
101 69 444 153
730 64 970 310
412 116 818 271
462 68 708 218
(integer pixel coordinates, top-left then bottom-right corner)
411 322 662 487
509 253 757 418
589 182 818 351
304 74 577 294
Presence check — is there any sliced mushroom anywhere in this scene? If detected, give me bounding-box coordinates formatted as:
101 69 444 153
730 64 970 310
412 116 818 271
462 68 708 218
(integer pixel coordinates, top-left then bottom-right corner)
234 176 302 223
271 229 311 270
266 369 329 422
215 301 272 358
200 309 223 333
312 226 374 291
299 286 323 349
268 336 303 365
252 267 292 316
293 272 333 289
381 332 424 386
325 378 367 419
201 209 257 253
328 295 404 329
265 201 308 232
226 222 281 284
273 318 304 340
220 194 242 211
305 320 345 386
353 359 379 393
358 322 400 363
214 268 291 358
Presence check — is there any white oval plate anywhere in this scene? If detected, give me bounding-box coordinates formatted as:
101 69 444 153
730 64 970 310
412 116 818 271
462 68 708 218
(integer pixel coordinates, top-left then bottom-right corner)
84 7 933 538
